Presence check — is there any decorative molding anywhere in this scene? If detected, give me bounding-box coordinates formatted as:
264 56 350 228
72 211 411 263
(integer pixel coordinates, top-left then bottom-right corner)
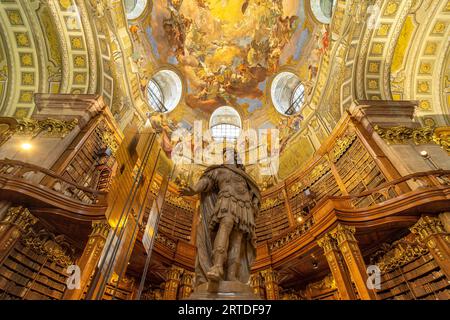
374 125 450 153
95 126 119 155
330 133 357 163
0 206 37 233
14 117 78 138
370 236 429 273
410 215 448 241
21 229 75 267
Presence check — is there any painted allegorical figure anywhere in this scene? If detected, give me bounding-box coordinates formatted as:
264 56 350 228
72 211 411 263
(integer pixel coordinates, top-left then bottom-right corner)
180 148 261 287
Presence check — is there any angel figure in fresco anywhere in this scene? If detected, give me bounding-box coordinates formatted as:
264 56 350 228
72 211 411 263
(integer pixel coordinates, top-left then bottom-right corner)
147 112 177 157
179 149 261 287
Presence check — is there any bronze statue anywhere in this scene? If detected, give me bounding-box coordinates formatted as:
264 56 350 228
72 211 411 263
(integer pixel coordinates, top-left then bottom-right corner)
180 149 261 291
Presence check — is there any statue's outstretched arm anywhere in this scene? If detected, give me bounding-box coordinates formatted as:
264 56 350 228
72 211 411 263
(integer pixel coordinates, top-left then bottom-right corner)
179 176 211 196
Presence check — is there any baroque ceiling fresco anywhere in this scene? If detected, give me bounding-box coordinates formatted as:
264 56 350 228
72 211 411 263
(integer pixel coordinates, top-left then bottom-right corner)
128 0 332 187
148 0 310 114
0 0 448 187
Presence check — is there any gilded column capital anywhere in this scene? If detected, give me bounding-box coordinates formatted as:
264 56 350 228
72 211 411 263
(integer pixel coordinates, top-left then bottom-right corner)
261 268 279 283
166 265 184 281
250 273 263 286
1 206 37 233
180 271 194 286
90 220 111 240
410 216 447 241
330 224 356 245
317 233 339 253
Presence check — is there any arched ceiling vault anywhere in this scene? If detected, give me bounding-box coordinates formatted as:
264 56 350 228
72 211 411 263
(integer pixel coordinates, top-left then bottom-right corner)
353 0 449 125
0 0 448 181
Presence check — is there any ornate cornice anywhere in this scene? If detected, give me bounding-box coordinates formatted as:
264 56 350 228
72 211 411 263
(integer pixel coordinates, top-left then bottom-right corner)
330 224 357 245
14 118 78 138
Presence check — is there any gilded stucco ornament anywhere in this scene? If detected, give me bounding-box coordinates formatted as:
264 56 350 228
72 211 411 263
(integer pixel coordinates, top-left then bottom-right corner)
21 229 75 267
374 125 450 154
369 236 429 273
330 133 357 163
96 127 119 155
13 118 78 138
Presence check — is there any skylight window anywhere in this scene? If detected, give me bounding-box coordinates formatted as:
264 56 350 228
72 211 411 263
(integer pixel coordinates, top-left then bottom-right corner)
209 106 242 141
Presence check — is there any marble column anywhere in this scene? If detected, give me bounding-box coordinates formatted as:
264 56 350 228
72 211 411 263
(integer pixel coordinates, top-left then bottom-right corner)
330 224 377 300
163 265 184 300
317 233 357 300
261 268 280 300
410 215 450 280
64 220 110 300
0 206 37 265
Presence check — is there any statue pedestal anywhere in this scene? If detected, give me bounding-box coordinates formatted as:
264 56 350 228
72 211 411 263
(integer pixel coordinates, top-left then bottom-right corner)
187 281 260 300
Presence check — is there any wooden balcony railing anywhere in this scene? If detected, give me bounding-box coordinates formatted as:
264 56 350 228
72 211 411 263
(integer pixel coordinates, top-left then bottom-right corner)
0 159 107 205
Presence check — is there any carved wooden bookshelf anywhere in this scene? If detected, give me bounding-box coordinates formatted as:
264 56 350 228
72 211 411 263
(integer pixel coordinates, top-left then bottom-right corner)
335 138 387 205
376 253 450 300
159 200 194 242
0 242 68 300
256 202 290 243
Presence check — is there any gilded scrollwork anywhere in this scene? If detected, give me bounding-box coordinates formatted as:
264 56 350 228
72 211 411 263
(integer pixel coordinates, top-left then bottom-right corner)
330 133 357 163
96 126 119 155
369 236 429 273
166 193 192 210
432 127 450 154
1 206 38 233
290 160 330 195
90 220 110 239
260 196 282 211
374 125 450 154
410 215 447 241
11 118 78 138
21 229 75 267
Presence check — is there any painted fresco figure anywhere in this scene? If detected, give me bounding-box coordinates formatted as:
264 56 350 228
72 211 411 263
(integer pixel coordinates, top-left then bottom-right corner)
179 149 261 286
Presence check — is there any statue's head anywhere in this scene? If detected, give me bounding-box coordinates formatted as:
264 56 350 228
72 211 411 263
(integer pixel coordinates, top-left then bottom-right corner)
222 147 244 169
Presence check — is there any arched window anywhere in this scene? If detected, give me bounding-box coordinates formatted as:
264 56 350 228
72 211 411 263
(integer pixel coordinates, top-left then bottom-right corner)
209 106 241 141
270 71 305 116
147 79 164 112
146 69 182 113
289 83 306 115
310 0 335 24
125 0 148 20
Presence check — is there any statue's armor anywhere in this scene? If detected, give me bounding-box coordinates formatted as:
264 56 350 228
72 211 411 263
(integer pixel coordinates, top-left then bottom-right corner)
206 167 257 243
